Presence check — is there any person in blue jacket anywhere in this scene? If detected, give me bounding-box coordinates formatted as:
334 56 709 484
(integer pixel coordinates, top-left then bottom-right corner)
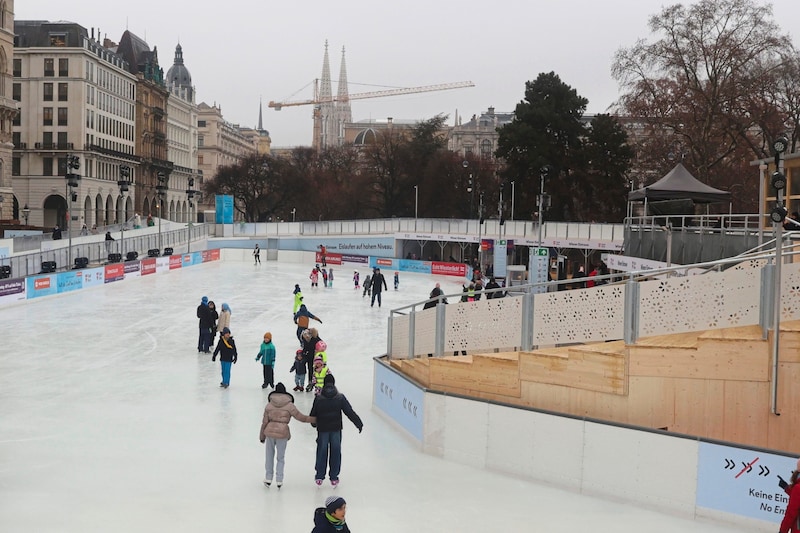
255 331 276 389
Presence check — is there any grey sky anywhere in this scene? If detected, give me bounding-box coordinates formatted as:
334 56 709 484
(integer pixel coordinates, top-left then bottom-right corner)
16 0 800 147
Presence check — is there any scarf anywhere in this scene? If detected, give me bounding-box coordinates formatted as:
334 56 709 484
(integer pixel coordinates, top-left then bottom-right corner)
222 337 233 349
325 511 346 530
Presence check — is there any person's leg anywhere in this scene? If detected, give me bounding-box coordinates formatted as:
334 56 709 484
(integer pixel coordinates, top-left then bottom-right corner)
306 360 314 385
221 361 231 386
262 365 269 387
315 432 331 481
265 437 276 482
266 366 274 387
328 431 343 481
197 327 203 351
371 291 376 306
377 292 382 307
275 438 287 482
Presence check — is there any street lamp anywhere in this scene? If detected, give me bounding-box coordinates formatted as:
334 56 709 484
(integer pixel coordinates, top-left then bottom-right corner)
510 181 516 221
291 208 296 222
463 160 473 219
118 165 131 259
22 204 30 226
477 192 484 271
414 185 418 219
537 166 550 248
65 154 81 268
186 177 196 253
156 172 168 250
770 135 789 415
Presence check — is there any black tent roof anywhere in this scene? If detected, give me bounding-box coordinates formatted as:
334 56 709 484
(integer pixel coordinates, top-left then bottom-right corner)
628 163 731 204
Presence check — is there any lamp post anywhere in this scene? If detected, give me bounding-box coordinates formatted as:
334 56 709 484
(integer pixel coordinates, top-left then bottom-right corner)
156 172 167 251
414 185 419 229
463 160 473 219
22 204 30 226
118 165 131 259
65 154 81 268
758 161 768 248
291 208 296 222
510 181 515 221
770 136 789 415
477 192 484 271
537 166 550 248
186 177 196 253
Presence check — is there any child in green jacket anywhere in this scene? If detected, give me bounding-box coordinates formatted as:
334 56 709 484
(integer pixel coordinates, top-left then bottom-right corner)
256 332 276 389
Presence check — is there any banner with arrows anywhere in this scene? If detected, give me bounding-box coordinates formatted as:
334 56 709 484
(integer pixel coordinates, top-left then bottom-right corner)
697 442 796 523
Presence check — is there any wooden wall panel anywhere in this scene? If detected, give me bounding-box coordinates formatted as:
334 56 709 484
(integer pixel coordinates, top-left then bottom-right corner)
722 381 770 445
629 343 768 381
429 355 520 396
519 346 625 395
767 362 800 451
625 376 675 429
671 379 725 439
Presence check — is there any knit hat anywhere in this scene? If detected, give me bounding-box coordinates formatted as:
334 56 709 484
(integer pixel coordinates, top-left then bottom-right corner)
201 296 208 304
294 284 301 294
274 383 286 394
222 327 231 335
314 355 323 362
264 332 272 342
222 303 231 313
324 374 335 386
325 496 346 513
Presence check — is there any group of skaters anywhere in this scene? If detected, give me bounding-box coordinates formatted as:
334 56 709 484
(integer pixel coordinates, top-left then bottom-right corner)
309 265 335 287
193 282 363 529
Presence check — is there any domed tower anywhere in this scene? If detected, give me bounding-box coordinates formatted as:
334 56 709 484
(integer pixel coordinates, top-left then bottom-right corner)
166 43 192 100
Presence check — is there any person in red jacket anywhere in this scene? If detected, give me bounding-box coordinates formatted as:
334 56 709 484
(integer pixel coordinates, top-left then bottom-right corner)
781 460 800 533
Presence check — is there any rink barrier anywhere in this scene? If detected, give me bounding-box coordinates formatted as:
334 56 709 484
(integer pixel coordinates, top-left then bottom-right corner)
0 249 221 306
372 357 795 532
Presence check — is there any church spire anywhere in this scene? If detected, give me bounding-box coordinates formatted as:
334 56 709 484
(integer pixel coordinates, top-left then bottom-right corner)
335 46 352 146
258 98 264 131
317 40 336 149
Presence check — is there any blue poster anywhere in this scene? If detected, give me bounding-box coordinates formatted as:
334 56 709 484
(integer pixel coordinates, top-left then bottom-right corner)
57 271 83 293
373 362 424 442
215 195 234 224
26 274 58 299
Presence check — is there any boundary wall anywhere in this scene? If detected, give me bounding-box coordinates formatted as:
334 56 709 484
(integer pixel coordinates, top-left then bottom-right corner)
373 358 795 532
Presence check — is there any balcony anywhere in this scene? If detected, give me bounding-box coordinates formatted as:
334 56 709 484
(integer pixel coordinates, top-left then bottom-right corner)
14 142 27 150
84 143 141 162
34 142 74 150
152 106 165 119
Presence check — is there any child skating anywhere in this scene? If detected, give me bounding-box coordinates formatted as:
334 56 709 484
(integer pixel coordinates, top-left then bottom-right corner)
353 271 360 290
290 350 307 391
255 331 276 389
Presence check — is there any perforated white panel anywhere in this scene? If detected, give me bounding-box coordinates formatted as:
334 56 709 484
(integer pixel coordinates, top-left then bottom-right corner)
638 267 760 337
532 285 625 345
443 297 523 353
413 307 438 356
781 261 800 321
390 314 410 358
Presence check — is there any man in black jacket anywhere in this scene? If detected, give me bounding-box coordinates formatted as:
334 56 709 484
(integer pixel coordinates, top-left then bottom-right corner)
309 374 363 487
370 268 388 307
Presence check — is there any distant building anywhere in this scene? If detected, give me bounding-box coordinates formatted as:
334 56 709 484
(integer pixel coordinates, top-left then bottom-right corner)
447 107 513 159
13 20 137 229
0 1 15 222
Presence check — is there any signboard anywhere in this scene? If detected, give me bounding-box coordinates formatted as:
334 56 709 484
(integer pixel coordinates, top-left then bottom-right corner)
81 267 105 288
0 278 25 304
26 274 58 298
56 271 83 293
104 263 125 283
431 261 467 277
169 255 183 270
140 258 157 276
494 239 508 278
697 441 795 525
215 195 234 224
373 362 424 442
529 247 549 294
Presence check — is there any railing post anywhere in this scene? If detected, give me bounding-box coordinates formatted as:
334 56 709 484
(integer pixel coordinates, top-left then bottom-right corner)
434 300 446 358
760 263 774 340
521 287 534 351
624 278 640 345
386 312 394 358
408 309 416 359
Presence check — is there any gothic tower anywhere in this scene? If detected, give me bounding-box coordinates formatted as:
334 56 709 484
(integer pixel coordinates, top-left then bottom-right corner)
315 41 336 150
335 46 352 146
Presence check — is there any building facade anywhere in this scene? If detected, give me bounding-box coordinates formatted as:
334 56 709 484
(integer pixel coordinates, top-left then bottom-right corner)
447 107 513 159
0 1 15 222
165 43 199 222
13 21 138 230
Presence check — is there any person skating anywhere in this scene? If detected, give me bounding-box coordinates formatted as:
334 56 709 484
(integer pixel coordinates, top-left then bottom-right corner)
328 268 334 288
311 348 330 395
321 268 328 288
311 496 351 533
253 244 261 264
361 274 372 298
294 304 322 344
319 244 327 267
289 350 307 391
216 303 232 338
393 271 399 290
370 268 388 307
352 271 359 290
309 374 362 487
196 296 214 353
255 332 276 389
301 328 323 391
212 327 238 388
259 382 315 488
779 458 800 533
309 267 319 288
293 284 303 314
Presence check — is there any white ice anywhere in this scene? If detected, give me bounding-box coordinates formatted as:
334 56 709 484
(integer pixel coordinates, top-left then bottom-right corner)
0 261 748 532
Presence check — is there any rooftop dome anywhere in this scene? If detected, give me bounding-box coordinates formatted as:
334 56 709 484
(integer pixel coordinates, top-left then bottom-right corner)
166 43 193 99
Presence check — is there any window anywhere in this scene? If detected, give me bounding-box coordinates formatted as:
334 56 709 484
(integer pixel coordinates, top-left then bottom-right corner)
58 58 69 77
58 83 68 101
58 107 68 126
57 131 68 148
12 157 20 175
12 131 19 147
43 131 53 147
43 107 53 126
197 120 206 127
12 82 19 101
49 33 67 47
12 109 20 126
43 82 53 101
13 58 20 77
198 135 204 147
44 58 54 77
43 157 53 176
57 157 67 175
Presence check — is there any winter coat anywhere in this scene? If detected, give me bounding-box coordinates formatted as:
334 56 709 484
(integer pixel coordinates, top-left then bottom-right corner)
310 270 319 283
781 482 800 533
256 341 276 367
259 391 314 442
294 305 321 329
216 309 231 333
484 280 501 298
371 272 387 293
363 275 372 289
302 335 322 363
311 507 351 533
293 292 303 314
310 383 363 433
197 304 214 329
290 357 307 376
212 336 238 363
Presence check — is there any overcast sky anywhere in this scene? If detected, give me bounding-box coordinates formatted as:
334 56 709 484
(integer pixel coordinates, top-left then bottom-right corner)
16 1 800 148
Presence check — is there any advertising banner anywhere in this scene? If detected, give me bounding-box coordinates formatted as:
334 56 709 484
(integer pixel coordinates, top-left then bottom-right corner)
0 278 25 304
697 441 796 525
104 263 125 283
481 238 494 252
215 195 234 223
26 274 58 299
341 254 369 264
124 261 141 278
156 256 171 273
169 255 183 270
372 257 396 269
494 239 508 278
398 259 431 274
81 267 105 288
431 261 468 277
373 362 425 442
140 258 156 276
56 271 83 293
315 251 342 265
209 249 220 261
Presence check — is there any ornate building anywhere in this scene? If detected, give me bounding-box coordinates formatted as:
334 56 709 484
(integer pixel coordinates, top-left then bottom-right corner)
239 100 272 155
13 21 137 229
115 31 173 219
447 107 513 159
0 1 15 222
165 43 199 222
313 42 351 150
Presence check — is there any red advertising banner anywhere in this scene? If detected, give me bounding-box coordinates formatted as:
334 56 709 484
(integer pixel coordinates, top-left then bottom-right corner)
209 249 220 261
104 263 125 283
315 252 342 265
431 262 468 277
169 255 183 270
140 258 156 276
376 258 393 267
34 277 51 290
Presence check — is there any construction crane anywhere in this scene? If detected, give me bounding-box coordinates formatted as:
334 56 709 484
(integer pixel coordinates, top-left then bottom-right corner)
268 80 475 110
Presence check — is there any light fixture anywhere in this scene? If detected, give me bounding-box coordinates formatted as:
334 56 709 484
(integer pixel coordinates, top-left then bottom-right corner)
773 136 789 154
771 171 787 191
22 203 30 225
770 205 788 223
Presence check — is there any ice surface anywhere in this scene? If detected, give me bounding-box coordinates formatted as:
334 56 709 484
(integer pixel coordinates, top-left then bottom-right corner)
0 261 746 532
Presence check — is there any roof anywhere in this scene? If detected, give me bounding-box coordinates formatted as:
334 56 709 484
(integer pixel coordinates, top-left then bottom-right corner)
628 163 731 204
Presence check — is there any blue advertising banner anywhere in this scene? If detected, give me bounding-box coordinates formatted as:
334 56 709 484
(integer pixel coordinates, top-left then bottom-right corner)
494 239 508 277
697 441 795 525
182 252 202 267
26 274 58 299
215 195 234 224
81 267 105 288
373 362 424 442
56 271 83 293
398 259 432 274
281 237 395 256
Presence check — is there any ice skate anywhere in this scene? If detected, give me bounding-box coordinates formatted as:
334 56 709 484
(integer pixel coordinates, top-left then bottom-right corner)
331 479 339 488
264 479 271 488
315 479 323 487
276 481 283 489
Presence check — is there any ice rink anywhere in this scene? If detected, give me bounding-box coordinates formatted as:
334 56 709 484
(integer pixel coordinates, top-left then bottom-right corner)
0 260 748 532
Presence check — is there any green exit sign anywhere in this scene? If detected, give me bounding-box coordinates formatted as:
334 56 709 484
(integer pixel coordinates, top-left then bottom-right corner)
535 247 548 256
